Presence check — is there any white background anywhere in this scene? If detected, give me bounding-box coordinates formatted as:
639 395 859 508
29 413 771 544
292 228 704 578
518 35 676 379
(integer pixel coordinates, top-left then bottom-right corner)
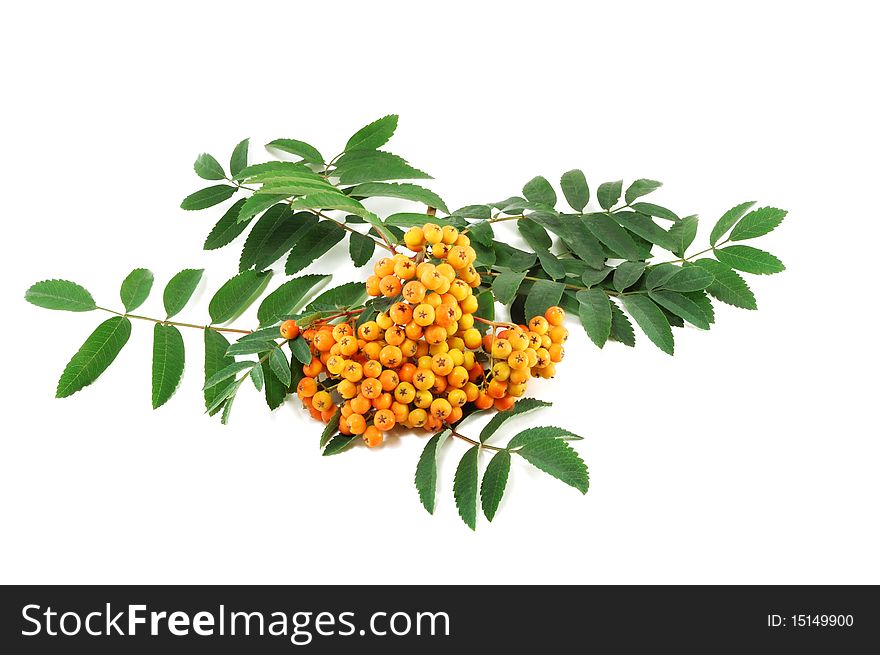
1 1 877 585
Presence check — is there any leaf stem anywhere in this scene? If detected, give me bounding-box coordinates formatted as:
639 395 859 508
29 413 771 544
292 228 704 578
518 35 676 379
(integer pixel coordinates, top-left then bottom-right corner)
96 307 253 335
460 214 525 236
480 271 619 296
444 425 505 452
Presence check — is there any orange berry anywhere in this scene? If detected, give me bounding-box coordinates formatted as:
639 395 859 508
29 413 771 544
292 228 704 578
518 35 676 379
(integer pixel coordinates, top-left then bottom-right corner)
404 226 425 251
475 392 494 410
460 295 478 314
402 280 426 304
357 321 380 341
448 406 463 424
321 407 336 423
509 368 530 385
463 382 480 403
360 378 382 399
431 375 448 394
337 335 358 356
394 381 416 403
280 319 300 340
508 330 529 351
413 303 435 327
408 408 428 427
311 391 332 412
391 402 410 423
346 414 367 435
446 245 470 269
494 395 516 411
413 389 433 409
398 362 417 382
389 302 413 325
436 263 456 282
538 363 556 379
337 379 358 399
383 325 405 346
534 348 551 369
338 419 352 435
423 223 443 244
365 275 381 296
507 381 527 397
331 323 352 341
434 303 456 327
545 306 565 326
363 425 383 448
380 275 402 297
548 343 564 363
549 325 569 344
430 397 453 420
374 257 395 277
447 388 467 407
447 365 469 388
487 379 508 399
363 341 382 361
528 315 549 335
342 360 364 382
413 368 436 391
431 353 454 376
379 369 400 392
308 405 323 420
491 339 513 359
296 377 318 398
303 357 323 377
482 333 495 352
350 394 372 415
373 408 396 430
363 359 383 378
379 345 403 368
431 242 450 259
424 325 448 345
441 225 459 245
404 321 423 340
393 258 417 280
373 392 393 410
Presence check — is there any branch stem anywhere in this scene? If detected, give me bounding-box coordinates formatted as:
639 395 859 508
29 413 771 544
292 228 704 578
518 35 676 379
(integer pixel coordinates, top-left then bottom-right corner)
96 307 253 334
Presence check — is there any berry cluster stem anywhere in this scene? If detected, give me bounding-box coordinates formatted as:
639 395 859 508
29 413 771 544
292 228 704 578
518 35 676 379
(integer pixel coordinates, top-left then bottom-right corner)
444 425 505 452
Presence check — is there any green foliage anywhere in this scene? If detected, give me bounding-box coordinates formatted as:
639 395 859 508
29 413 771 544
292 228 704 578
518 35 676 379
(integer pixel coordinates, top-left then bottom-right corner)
560 169 589 211
257 274 329 326
453 446 480 530
204 199 250 250
668 215 699 258
350 182 448 214
577 288 612 348
345 114 399 152
514 436 589 493
693 259 757 310
625 179 662 205
323 434 359 456
597 180 623 209
229 138 249 178
209 269 272 324
621 295 674 355
480 398 552 443
480 450 510 522
415 430 450 514
320 408 342 448
57 317 131 398
194 153 225 180
729 207 786 241
334 150 431 184
715 245 785 274
181 184 237 210
491 270 526 305
348 230 376 267
266 138 324 164
151 324 185 408
286 222 345 275
120 268 154 312
240 208 315 272
524 280 564 320
710 201 755 246
162 269 204 318
203 329 234 416
26 280 96 312
522 176 557 207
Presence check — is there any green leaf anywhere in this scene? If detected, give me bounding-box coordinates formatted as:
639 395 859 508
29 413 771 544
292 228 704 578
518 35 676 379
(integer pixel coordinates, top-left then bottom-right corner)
203 329 234 415
225 339 275 356
285 222 346 275
334 150 431 184
289 337 313 366
613 212 675 251
612 262 646 292
265 138 324 164
233 160 315 182
668 215 699 258
620 294 674 355
507 426 583 449
385 212 459 229
161 268 204 318
56 317 131 398
257 274 329 326
581 266 612 287
648 290 710 329
194 153 225 180
467 220 494 247
453 445 480 530
249 361 265 391
261 359 287 410
480 450 511 522
348 230 376 267
584 214 643 260
522 176 557 207
491 242 535 271
609 302 635 346
518 217 552 249
684 290 715 324
730 206 787 241
531 214 605 269
240 208 316 271
597 180 623 210
229 138 249 178
492 270 526 305
181 184 237 210
237 193 288 224
203 200 250 251
345 114 398 152
480 398 552 443
349 182 448 214
25 279 96 312
473 291 495 333
630 202 680 222
414 429 450 514
515 438 589 493
625 179 662 205
289 193 397 247
560 169 589 211
268 347 291 387
661 266 714 292
306 282 367 312
319 408 342 448
472 240 496 269
151 324 185 408
209 269 272 324
576 288 612 348
322 434 359 456
254 179 339 196
693 259 757 309
206 378 240 416
524 280 565 322
452 204 492 220
203 361 255 389
710 201 756 246
715 245 784 275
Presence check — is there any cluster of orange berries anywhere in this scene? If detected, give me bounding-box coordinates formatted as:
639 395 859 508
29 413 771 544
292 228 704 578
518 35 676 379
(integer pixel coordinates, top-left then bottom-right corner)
283 223 568 449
